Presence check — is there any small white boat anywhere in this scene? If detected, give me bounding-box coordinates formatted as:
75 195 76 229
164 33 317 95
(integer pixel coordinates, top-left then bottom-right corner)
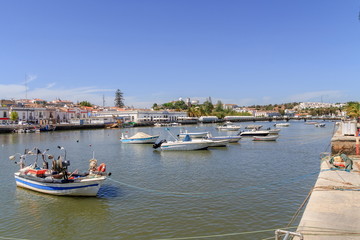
153 135 211 151
205 133 242 143
253 135 279 141
274 123 290 127
315 123 326 128
216 122 241 131
10 147 109 196
305 122 318 125
178 130 209 139
239 129 270 136
245 125 262 130
266 128 281 134
191 138 230 147
120 132 159 144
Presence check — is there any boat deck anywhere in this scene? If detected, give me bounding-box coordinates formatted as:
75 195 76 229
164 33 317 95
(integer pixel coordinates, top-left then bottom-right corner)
295 155 360 239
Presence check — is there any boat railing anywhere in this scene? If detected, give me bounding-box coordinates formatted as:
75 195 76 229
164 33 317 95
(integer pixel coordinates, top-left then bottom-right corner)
275 229 303 240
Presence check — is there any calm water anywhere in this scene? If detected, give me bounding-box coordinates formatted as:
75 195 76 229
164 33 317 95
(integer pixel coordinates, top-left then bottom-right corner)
0 121 336 240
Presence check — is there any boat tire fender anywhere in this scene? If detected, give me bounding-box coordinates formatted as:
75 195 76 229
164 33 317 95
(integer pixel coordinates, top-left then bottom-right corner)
97 163 106 172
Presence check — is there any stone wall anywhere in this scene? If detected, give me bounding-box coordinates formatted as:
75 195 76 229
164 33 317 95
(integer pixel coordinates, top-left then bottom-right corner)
331 123 359 155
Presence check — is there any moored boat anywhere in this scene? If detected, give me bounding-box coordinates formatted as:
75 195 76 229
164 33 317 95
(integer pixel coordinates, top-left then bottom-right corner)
153 135 211 151
10 147 110 196
205 133 242 143
274 123 290 127
245 125 262 130
178 130 209 139
266 128 281 134
239 129 270 137
253 135 279 141
216 122 241 131
120 132 159 144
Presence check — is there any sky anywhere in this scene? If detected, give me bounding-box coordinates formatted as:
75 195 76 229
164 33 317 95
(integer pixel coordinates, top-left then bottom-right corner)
0 0 359 108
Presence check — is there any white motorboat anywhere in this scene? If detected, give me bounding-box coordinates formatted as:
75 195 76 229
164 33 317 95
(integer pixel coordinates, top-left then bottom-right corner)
253 135 279 141
315 123 326 127
205 133 242 143
216 122 241 131
239 129 270 137
191 138 230 147
10 147 109 197
266 128 281 134
120 132 159 144
178 130 209 139
245 125 262 130
153 134 211 151
274 123 290 127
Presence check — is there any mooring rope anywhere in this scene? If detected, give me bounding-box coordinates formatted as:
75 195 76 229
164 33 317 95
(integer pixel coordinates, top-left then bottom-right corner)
0 236 30 240
107 170 320 197
155 226 297 240
286 187 314 227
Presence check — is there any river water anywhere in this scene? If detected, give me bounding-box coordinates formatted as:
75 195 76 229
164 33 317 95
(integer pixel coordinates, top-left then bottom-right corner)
0 121 336 240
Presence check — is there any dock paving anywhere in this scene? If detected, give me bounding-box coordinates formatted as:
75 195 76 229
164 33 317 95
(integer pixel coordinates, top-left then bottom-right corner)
295 156 360 239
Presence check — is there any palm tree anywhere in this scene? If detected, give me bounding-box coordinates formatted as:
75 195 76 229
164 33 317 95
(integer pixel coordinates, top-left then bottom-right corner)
345 102 360 121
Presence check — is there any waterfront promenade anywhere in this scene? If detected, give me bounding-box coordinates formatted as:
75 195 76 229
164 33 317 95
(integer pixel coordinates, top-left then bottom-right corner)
295 156 360 239
294 123 360 239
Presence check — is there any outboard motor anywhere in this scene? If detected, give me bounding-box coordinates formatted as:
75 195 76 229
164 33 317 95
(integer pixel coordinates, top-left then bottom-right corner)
153 139 167 149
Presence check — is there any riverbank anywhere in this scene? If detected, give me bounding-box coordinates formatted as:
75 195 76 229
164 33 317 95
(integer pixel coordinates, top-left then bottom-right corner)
0 117 341 134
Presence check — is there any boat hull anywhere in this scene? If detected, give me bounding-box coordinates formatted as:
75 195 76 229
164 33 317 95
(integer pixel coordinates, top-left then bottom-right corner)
160 141 210 151
216 126 241 131
121 136 159 144
240 131 270 137
207 136 242 143
178 132 208 139
14 173 106 196
253 136 279 141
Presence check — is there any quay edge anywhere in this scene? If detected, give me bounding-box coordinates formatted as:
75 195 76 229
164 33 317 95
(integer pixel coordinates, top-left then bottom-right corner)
289 122 360 240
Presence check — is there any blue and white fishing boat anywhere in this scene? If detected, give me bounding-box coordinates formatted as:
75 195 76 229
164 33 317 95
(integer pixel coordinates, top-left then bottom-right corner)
10 147 109 196
120 132 159 144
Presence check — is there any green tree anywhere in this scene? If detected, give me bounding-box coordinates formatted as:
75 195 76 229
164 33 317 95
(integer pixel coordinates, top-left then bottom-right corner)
202 100 214 115
345 101 360 121
162 102 174 109
79 101 92 107
187 106 198 117
152 103 160 110
215 100 224 112
114 89 125 107
174 100 188 110
10 111 18 122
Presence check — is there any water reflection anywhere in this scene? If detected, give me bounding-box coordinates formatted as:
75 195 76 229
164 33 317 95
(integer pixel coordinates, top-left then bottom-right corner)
0 121 336 240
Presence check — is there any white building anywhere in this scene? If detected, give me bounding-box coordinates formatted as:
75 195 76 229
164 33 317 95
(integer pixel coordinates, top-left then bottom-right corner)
92 110 187 123
198 116 219 122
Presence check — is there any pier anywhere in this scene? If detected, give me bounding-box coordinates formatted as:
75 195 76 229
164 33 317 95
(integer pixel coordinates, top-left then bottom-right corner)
291 122 360 239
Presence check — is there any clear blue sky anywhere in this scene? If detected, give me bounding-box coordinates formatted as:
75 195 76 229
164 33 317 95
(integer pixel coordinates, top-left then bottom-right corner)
0 0 359 108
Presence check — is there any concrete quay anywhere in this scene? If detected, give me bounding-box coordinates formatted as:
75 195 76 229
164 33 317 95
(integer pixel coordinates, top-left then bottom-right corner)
292 123 360 239
295 156 360 239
